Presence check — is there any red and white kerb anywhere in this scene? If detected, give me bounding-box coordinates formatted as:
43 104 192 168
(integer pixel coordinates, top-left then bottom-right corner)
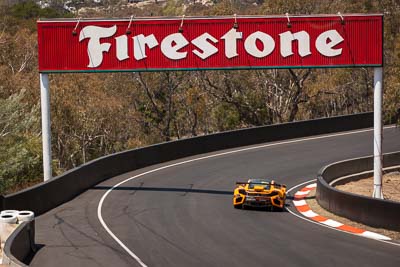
293 183 391 241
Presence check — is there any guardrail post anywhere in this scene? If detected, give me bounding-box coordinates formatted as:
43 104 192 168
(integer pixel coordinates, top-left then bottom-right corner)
40 73 52 181
372 67 383 199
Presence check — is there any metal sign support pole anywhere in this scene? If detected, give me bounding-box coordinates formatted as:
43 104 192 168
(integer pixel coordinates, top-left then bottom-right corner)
40 73 52 181
372 67 383 199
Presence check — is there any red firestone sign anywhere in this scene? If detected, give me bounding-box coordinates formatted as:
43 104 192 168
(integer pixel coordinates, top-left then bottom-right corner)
37 14 383 73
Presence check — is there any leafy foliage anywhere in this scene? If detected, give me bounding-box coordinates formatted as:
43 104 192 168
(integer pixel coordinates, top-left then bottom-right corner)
0 90 42 194
0 135 42 193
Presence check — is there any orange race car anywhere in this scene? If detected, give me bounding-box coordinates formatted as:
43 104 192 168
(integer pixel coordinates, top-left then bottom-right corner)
233 179 287 211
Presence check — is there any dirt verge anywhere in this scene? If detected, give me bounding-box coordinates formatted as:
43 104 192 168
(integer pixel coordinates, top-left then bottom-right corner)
336 171 400 202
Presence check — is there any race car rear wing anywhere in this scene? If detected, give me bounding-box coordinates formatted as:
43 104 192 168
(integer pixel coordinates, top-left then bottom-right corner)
235 181 286 189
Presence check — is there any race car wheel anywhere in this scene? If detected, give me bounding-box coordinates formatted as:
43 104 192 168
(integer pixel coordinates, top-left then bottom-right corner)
234 204 243 209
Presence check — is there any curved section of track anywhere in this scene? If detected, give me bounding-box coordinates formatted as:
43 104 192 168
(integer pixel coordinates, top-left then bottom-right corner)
31 127 400 267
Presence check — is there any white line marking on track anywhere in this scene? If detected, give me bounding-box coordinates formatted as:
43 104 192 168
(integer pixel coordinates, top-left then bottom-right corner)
98 186 148 267
98 125 399 266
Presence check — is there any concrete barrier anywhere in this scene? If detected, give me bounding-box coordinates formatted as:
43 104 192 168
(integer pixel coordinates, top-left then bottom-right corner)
316 151 400 231
2 220 35 266
1 112 373 216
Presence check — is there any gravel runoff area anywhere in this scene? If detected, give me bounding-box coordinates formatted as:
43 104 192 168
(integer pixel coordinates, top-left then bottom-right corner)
306 171 400 240
336 171 400 202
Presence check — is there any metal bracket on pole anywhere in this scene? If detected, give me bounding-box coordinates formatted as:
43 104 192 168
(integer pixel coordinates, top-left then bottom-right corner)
40 73 52 181
372 67 383 199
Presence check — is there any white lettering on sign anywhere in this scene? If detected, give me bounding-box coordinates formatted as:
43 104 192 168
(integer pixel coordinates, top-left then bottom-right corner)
134 34 158 60
279 31 311 58
79 25 117 68
315 30 344 57
161 33 189 60
244 31 275 58
115 35 129 61
192 33 218 60
221 28 243 59
79 25 345 68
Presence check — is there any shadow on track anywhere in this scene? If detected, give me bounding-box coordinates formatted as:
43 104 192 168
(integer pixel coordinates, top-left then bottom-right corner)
93 185 290 213
92 185 232 195
286 195 315 200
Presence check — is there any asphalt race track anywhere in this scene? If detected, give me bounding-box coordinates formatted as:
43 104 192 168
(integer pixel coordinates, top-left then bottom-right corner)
30 127 400 267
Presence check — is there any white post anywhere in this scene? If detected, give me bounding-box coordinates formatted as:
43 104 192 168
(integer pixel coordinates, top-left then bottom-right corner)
40 73 52 181
372 67 383 199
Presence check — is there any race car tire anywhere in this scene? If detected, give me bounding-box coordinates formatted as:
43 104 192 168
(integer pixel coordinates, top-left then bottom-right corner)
234 204 243 209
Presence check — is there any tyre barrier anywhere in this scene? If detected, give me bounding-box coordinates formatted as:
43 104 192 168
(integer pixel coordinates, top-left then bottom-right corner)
0 210 34 224
316 151 400 231
0 214 18 224
16 211 34 223
0 210 35 266
1 210 19 216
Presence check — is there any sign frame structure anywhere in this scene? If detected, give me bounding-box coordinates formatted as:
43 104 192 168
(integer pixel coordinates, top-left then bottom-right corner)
37 14 384 199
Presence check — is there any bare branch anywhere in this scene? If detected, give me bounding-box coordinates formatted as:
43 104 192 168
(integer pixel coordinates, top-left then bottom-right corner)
136 72 162 116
